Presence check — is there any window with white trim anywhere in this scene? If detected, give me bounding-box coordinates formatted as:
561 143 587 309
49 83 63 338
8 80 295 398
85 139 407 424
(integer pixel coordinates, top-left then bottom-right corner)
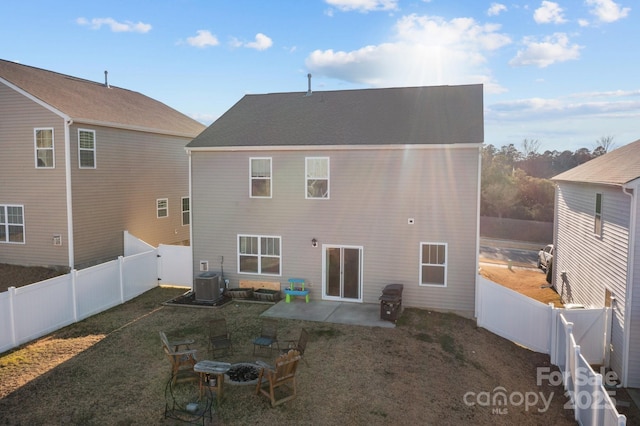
594 193 603 236
78 129 96 168
181 197 190 226
250 157 271 198
419 242 447 286
238 234 281 275
0 205 25 244
157 198 168 218
35 128 54 168
306 157 329 199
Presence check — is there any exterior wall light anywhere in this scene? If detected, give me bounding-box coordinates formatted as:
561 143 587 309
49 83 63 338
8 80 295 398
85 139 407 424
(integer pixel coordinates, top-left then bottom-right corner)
311 238 318 248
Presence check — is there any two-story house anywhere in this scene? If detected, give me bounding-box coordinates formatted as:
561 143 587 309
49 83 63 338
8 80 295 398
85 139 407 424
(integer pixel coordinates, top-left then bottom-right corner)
186 84 483 315
552 139 640 387
0 59 205 270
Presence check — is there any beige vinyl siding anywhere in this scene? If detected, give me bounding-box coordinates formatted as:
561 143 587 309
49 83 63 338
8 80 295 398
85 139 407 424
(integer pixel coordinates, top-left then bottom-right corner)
555 183 630 377
191 145 480 313
0 82 69 267
70 124 191 268
628 187 640 387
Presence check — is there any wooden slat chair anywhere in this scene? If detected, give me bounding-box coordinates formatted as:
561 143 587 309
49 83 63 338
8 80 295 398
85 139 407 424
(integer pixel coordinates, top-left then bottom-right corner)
253 318 280 356
208 318 233 358
281 328 309 366
160 331 198 384
255 350 301 407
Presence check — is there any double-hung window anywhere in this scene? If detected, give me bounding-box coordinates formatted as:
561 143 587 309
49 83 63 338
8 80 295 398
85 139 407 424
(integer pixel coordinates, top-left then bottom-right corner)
306 157 329 199
157 198 168 218
0 205 25 243
238 235 281 275
594 193 603 236
250 157 271 198
181 197 190 226
419 242 447 286
35 128 54 168
78 129 96 168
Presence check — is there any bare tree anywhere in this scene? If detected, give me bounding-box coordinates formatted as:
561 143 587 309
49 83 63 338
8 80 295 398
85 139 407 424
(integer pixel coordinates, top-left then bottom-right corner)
594 135 615 154
521 138 541 157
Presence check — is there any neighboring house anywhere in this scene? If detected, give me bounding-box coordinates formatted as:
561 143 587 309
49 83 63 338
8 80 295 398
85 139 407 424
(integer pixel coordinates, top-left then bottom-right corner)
186 84 483 316
0 59 205 270
552 139 640 387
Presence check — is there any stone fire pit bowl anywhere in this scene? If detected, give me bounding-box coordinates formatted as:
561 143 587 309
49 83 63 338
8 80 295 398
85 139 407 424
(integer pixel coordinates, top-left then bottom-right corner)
224 363 261 386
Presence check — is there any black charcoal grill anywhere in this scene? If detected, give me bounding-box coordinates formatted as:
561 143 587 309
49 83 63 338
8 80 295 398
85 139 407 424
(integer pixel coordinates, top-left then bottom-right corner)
379 284 403 322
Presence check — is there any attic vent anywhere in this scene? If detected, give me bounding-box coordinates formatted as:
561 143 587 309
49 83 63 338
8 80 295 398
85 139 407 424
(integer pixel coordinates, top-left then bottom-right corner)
306 73 312 96
104 70 110 88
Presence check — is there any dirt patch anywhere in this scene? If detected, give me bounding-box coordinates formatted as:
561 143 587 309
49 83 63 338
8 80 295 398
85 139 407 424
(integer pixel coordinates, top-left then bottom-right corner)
479 264 564 307
0 263 65 293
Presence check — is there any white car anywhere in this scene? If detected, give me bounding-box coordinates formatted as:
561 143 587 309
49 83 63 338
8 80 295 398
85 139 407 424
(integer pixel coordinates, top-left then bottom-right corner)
537 244 553 271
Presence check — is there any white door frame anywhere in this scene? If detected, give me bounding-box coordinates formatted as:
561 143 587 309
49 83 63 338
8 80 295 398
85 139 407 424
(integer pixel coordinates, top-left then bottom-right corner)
321 244 363 302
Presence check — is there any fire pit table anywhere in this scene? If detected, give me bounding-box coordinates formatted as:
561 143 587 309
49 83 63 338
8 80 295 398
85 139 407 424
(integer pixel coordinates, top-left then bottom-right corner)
193 360 231 403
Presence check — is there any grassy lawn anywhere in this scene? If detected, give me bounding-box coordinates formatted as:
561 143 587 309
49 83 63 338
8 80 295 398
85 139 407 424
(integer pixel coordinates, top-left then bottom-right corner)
0 286 582 425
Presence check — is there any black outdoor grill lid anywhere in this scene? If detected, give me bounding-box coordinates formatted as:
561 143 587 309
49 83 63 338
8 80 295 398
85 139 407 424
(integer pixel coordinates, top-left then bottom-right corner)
381 284 404 295
379 294 401 303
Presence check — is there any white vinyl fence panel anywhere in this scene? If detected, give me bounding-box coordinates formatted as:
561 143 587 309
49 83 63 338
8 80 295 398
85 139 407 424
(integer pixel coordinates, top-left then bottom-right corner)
157 243 192 286
476 275 553 353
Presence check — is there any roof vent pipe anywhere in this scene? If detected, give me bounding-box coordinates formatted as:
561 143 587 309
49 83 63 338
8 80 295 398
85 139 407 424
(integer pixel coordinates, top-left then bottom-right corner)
104 70 110 88
306 73 312 96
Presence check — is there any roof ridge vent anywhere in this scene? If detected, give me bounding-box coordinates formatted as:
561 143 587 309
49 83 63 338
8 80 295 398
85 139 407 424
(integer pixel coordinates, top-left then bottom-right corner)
104 70 110 88
305 73 312 96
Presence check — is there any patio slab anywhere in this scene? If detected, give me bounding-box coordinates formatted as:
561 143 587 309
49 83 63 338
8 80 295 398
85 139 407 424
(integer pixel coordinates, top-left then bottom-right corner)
260 300 395 328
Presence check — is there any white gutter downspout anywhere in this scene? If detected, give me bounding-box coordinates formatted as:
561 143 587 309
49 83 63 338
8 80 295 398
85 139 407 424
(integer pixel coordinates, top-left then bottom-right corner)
474 146 482 319
64 119 75 269
187 148 194 288
621 183 636 388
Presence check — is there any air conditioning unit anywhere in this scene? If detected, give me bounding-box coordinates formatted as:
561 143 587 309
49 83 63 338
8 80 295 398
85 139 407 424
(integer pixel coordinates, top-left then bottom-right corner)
195 272 221 302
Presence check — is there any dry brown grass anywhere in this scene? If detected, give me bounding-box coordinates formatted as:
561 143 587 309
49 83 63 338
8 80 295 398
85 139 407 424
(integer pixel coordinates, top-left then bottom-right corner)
0 285 586 425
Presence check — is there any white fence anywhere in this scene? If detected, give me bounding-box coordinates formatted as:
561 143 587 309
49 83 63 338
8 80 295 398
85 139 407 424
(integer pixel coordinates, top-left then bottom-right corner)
477 275 625 425
0 234 192 354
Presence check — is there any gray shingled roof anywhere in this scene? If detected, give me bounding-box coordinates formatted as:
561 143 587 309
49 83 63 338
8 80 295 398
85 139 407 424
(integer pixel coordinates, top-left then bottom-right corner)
187 84 483 148
0 59 205 137
552 139 640 186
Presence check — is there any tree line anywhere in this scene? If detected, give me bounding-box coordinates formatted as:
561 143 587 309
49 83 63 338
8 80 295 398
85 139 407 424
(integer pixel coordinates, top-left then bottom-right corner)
481 137 614 222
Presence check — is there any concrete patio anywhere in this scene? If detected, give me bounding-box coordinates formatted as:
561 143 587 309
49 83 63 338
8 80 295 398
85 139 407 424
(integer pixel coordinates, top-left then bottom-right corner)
260 299 396 328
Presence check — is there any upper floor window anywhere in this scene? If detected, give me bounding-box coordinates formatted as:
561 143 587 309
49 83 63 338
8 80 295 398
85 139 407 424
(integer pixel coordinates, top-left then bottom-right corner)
306 157 329 199
35 128 54 168
157 198 168 218
419 242 447 286
0 205 25 244
238 234 281 275
78 129 96 168
250 157 271 198
181 197 190 226
594 193 603 236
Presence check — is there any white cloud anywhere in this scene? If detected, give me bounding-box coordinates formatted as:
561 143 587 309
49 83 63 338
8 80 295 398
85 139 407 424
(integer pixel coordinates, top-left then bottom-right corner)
186 30 219 48
305 14 510 92
487 90 640 121
325 0 399 13
533 1 567 24
76 17 151 33
487 3 507 16
245 33 273 51
509 33 581 68
585 0 630 23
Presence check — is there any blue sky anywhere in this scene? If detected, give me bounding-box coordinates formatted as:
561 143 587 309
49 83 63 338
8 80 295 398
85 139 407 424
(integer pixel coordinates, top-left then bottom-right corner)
1 0 636 152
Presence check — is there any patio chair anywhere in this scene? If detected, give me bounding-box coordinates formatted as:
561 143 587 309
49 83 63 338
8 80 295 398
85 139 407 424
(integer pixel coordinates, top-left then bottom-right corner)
252 318 280 356
281 328 309 366
160 331 198 384
208 318 233 358
255 350 301 407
